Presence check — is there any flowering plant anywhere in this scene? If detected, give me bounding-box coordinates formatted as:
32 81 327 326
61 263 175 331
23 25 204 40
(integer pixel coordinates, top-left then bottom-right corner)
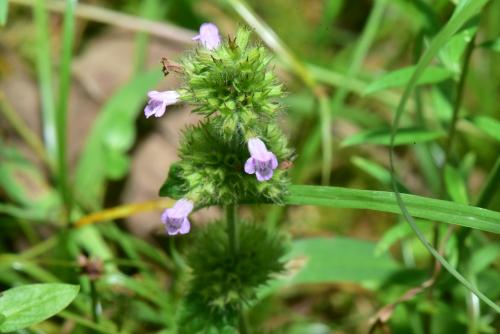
145 23 291 332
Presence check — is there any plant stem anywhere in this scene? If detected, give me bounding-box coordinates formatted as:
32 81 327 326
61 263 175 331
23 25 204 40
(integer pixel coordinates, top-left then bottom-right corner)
476 156 500 208
225 205 250 333
56 0 77 223
90 280 99 323
0 93 50 165
239 312 250 334
441 35 476 184
226 204 238 254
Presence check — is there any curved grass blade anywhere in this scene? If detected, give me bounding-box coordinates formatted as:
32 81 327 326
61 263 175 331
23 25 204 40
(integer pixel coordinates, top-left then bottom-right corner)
285 185 500 234
388 0 500 313
0 0 8 25
34 0 56 167
56 0 77 215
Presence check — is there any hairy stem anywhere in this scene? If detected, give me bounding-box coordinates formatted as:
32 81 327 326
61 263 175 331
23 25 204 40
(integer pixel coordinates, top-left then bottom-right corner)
226 204 238 254
90 280 99 324
225 205 250 333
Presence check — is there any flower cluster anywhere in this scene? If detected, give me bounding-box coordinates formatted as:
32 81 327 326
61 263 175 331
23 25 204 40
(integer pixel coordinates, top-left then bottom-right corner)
144 23 292 235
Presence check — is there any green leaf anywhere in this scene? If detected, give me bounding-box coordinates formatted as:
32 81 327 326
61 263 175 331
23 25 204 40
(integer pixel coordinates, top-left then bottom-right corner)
285 185 500 234
364 65 453 95
438 16 479 73
467 115 500 141
54 0 77 209
0 145 60 220
286 237 399 285
74 70 162 209
341 127 444 147
158 162 187 198
444 164 469 204
479 38 500 52
375 220 431 256
0 0 8 26
351 156 409 192
34 0 57 165
261 237 399 297
388 0 498 313
0 284 79 332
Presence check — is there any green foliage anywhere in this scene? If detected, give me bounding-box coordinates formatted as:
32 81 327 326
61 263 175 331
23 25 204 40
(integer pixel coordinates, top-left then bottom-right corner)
364 65 454 95
341 127 445 147
0 0 8 26
285 185 500 234
0 284 79 332
262 237 399 296
178 222 288 332
75 70 162 209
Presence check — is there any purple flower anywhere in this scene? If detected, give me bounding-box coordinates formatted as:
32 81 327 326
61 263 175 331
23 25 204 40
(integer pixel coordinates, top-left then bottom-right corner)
192 23 221 50
144 90 180 118
244 138 278 181
161 198 194 235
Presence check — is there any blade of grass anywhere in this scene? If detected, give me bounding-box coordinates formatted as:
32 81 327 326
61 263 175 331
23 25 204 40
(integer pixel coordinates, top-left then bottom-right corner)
133 0 164 73
33 0 56 169
476 157 500 208
10 0 194 44
56 0 77 218
388 0 499 313
0 0 8 25
327 0 387 183
285 185 500 235
0 93 49 164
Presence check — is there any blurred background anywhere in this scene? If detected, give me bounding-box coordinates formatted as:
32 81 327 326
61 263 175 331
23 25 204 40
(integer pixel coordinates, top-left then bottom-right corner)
1 0 499 333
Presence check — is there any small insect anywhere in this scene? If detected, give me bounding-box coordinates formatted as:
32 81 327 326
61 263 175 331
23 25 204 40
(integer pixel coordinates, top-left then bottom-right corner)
161 57 183 77
280 160 294 170
227 35 238 50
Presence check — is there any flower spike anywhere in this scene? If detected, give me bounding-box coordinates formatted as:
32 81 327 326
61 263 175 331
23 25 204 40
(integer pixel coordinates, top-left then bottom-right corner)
244 138 278 181
144 90 180 118
161 198 194 235
193 23 221 50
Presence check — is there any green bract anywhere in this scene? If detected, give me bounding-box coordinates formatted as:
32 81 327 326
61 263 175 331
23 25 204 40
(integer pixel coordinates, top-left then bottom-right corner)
177 222 288 332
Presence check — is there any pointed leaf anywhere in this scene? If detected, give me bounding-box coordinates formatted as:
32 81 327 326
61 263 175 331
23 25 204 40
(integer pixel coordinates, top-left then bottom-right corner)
364 65 453 95
0 284 79 332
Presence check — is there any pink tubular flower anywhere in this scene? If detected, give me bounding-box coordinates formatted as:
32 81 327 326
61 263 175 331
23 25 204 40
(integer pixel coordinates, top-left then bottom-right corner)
192 23 221 50
161 199 194 235
244 138 278 182
144 90 180 118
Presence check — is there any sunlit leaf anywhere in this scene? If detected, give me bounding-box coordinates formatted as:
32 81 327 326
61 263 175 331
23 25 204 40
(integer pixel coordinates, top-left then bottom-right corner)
364 66 453 95
0 284 79 333
74 70 162 209
341 127 444 147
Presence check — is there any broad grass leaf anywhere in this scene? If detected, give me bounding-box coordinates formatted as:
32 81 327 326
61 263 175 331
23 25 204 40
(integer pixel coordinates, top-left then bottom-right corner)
444 164 469 205
364 65 453 95
0 284 79 333
351 156 409 192
261 237 399 297
74 70 162 209
285 185 500 234
0 0 8 26
479 38 500 52
0 145 60 221
467 115 500 141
